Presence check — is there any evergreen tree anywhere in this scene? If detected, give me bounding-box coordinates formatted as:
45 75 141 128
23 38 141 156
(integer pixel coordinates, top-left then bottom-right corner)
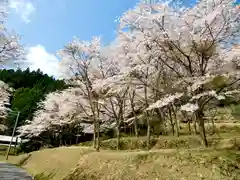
0 68 68 135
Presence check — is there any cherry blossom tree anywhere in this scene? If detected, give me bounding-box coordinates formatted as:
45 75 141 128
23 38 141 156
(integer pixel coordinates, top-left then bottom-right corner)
118 0 240 146
128 87 139 137
94 77 129 150
18 0 240 150
0 80 12 133
17 85 117 147
58 37 105 151
17 87 92 145
0 2 24 66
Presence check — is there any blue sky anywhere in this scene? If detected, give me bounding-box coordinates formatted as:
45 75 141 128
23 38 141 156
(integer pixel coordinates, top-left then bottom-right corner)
6 0 240 77
7 0 140 53
6 0 140 76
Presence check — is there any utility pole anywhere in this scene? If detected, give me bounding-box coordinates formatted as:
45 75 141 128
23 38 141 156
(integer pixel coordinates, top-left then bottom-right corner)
5 111 20 161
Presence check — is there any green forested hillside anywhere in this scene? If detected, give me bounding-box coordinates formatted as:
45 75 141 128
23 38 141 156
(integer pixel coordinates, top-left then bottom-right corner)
0 68 68 135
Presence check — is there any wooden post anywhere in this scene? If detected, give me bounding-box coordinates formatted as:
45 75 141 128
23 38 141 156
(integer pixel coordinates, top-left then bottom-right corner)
5 111 20 161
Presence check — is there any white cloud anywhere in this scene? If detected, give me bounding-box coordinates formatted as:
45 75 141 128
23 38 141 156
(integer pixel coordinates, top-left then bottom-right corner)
9 0 35 24
22 45 61 78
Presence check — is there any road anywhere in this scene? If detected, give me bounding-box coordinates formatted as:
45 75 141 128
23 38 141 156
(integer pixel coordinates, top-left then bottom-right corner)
0 162 33 180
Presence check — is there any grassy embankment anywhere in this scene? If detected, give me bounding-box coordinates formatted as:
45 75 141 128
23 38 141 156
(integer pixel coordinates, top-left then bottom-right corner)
1 113 240 180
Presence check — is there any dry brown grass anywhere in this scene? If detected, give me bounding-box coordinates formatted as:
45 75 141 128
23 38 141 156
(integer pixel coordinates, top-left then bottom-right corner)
0 154 21 163
16 146 94 180
179 122 240 135
2 145 240 180
1 120 239 180
62 149 240 180
79 134 240 151
63 122 240 180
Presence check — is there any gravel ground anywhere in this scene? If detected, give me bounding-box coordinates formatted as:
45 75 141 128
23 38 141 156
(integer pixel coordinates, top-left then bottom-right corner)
0 162 33 180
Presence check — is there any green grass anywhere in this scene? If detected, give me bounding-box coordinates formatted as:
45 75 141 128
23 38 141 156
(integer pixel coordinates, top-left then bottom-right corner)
0 145 18 156
0 154 21 163
79 134 240 151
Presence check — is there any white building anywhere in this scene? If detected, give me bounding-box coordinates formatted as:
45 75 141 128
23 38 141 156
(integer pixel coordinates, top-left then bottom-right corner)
0 135 22 147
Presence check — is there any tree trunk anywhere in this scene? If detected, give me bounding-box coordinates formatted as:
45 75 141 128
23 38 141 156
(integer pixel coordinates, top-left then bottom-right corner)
157 109 164 136
134 118 139 138
116 121 120 150
130 90 138 138
163 120 168 135
59 135 63 146
211 118 215 135
147 117 151 150
76 134 79 144
172 106 179 137
188 120 192 135
193 114 197 135
198 116 208 147
96 119 100 152
50 135 55 146
174 113 180 137
93 121 96 148
193 121 197 135
174 120 179 136
76 135 79 144
168 108 175 136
